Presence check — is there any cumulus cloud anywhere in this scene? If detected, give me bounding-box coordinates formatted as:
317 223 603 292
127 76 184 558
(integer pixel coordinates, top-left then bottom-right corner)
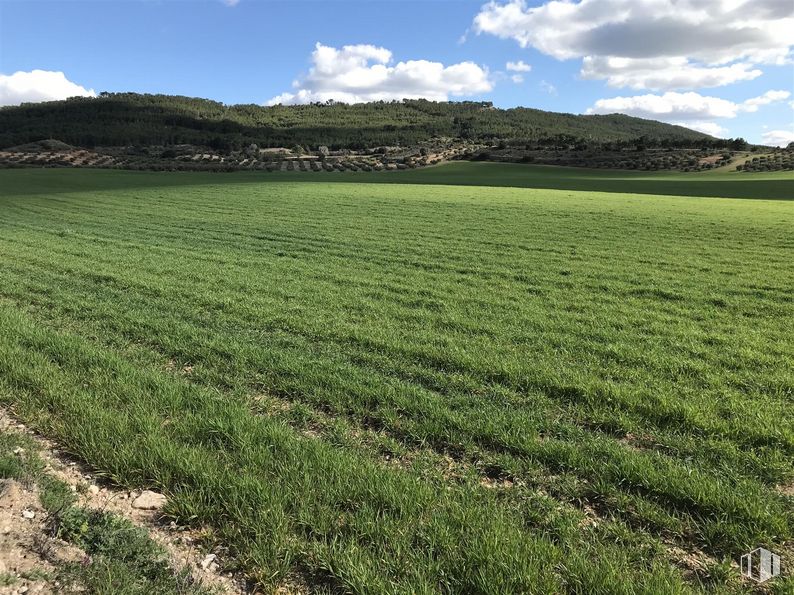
678 121 729 137
588 91 739 120
581 57 762 90
0 70 96 107
506 60 531 72
586 89 790 136
511 75 524 84
267 43 493 105
473 0 794 90
588 90 790 119
761 129 794 147
741 89 791 112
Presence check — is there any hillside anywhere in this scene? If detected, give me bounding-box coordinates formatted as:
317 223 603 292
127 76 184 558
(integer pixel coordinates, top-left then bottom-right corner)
0 93 712 151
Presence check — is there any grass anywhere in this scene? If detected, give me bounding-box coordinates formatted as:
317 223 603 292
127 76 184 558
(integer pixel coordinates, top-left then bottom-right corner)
0 165 792 592
4 161 793 200
54 507 203 594
0 427 208 594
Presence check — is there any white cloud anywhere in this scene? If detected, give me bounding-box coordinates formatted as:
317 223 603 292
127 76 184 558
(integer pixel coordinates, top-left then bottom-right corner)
506 60 531 72
741 89 791 112
588 90 790 119
0 70 96 107
474 0 794 90
511 74 524 84
586 89 791 136
581 56 762 90
540 80 557 95
588 91 739 120
676 121 729 137
761 129 794 147
267 43 493 105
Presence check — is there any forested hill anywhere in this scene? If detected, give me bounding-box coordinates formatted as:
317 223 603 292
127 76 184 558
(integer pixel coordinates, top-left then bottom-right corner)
0 92 712 150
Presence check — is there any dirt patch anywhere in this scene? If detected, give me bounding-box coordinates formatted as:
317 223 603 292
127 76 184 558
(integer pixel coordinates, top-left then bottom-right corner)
0 477 85 594
776 482 794 497
0 408 251 594
697 155 723 165
665 545 714 582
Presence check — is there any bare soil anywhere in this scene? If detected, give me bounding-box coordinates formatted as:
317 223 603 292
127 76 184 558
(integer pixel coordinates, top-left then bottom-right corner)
0 408 251 594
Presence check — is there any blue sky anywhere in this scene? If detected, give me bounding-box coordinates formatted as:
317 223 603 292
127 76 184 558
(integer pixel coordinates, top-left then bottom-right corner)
1 0 793 145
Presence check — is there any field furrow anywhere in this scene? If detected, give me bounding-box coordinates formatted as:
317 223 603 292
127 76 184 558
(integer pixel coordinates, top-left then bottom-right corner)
0 167 792 592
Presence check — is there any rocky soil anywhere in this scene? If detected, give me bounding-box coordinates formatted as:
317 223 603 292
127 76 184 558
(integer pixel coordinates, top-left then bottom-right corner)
0 409 251 594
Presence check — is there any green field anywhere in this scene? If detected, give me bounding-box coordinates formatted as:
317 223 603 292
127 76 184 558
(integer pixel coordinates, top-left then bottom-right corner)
1 165 792 593
6 162 793 200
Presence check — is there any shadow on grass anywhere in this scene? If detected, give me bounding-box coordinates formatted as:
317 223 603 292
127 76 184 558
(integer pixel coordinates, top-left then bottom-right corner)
1 162 792 200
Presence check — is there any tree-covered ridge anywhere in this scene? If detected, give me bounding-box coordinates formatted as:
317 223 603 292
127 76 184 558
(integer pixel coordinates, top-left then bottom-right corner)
0 93 711 150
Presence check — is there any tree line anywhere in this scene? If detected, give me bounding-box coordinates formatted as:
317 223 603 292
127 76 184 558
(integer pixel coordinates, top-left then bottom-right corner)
0 92 722 151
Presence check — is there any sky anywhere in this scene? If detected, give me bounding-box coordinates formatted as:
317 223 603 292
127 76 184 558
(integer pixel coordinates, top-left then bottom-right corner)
1 0 793 145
